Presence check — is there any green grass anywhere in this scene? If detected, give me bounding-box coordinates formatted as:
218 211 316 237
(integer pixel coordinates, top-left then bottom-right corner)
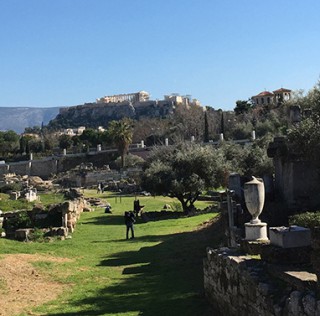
38 192 67 205
0 192 66 212
0 193 33 212
88 190 214 213
0 190 223 316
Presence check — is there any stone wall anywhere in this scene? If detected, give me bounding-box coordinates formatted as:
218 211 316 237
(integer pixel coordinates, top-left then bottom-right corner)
204 248 320 316
0 150 135 180
61 198 90 233
268 137 320 212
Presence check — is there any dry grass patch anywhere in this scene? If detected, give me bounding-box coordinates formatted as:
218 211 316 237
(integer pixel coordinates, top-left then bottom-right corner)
0 254 72 316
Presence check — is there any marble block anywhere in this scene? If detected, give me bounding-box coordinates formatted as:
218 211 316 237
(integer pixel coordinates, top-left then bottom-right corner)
269 226 311 248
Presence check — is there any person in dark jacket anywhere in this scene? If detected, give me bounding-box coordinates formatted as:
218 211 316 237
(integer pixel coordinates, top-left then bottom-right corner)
124 211 135 239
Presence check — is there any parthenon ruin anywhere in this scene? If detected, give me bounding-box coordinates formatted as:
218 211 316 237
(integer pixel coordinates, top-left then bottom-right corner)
96 91 150 104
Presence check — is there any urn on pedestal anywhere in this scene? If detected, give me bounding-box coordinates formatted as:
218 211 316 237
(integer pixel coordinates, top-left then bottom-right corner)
244 177 269 241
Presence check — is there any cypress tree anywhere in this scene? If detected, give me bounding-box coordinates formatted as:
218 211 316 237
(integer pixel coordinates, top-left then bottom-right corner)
204 111 209 143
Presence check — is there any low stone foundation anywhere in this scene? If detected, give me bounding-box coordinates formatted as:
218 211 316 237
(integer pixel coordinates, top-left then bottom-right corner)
203 247 319 316
2 196 89 240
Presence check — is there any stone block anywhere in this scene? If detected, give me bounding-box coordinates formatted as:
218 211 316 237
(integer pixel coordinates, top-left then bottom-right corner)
267 264 317 291
240 239 270 255
269 226 311 248
261 244 312 265
302 294 316 316
15 228 33 241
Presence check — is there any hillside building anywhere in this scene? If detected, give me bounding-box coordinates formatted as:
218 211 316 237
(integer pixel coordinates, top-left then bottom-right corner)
62 126 86 136
252 88 291 106
164 94 201 107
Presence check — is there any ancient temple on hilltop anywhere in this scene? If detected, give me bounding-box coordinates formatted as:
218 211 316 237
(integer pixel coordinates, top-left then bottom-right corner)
96 91 150 104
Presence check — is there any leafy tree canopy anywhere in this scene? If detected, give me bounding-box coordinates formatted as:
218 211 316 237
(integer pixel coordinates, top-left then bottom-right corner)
142 142 227 212
58 134 73 150
234 100 253 115
287 116 320 160
79 128 104 147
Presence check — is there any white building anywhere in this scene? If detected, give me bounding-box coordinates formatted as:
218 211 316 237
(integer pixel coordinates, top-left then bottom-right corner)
252 88 292 106
164 94 201 107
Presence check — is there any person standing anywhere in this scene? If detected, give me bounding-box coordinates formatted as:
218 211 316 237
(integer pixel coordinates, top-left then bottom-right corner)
133 199 140 217
97 182 102 194
124 211 135 239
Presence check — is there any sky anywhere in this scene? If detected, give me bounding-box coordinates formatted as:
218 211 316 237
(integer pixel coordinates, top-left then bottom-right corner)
1 0 320 110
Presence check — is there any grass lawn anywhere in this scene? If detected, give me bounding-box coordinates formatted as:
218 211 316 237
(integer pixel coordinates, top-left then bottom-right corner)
0 190 224 316
0 192 67 212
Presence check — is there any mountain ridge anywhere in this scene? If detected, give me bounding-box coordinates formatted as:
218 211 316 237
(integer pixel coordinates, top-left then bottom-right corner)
0 107 60 133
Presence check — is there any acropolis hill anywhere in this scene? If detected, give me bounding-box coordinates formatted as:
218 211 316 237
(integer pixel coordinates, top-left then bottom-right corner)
49 91 201 129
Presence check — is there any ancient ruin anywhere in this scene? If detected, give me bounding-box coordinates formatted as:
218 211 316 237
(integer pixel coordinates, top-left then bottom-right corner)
204 164 320 315
1 188 91 241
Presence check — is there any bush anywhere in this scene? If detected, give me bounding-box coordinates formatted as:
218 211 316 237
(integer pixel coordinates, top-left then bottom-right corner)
230 122 252 140
0 182 23 193
28 228 46 242
4 211 32 230
115 153 144 168
289 211 320 229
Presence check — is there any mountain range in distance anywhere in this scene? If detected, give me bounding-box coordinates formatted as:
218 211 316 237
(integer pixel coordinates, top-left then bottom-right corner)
0 107 60 133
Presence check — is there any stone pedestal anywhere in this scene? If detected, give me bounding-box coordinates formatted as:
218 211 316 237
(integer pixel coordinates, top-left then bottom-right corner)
245 222 268 241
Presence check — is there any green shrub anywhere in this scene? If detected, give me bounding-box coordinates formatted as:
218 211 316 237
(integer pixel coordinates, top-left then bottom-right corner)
0 182 23 193
115 153 144 168
289 211 320 229
4 211 32 230
28 228 46 242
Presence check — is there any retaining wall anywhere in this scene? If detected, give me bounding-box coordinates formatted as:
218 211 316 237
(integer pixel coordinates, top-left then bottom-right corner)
203 247 320 316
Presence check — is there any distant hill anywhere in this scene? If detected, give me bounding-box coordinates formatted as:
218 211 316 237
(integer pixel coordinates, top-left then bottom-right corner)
0 107 60 133
48 101 174 129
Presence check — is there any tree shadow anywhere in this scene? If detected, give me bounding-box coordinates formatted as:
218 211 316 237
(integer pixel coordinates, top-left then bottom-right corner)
82 214 125 226
45 216 224 316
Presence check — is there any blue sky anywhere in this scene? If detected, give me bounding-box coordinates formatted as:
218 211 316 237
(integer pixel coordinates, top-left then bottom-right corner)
1 0 320 110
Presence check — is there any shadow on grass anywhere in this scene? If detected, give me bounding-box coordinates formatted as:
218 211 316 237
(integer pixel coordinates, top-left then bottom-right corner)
82 212 189 227
46 216 224 316
82 215 125 226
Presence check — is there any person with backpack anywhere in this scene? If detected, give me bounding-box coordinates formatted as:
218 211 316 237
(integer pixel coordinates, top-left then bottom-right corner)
124 211 135 239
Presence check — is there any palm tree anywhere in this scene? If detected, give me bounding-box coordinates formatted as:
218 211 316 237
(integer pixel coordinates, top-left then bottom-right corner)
108 119 133 168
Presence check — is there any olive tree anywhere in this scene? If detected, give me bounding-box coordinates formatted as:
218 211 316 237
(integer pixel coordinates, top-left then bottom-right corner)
0 130 20 156
142 142 226 212
287 116 320 160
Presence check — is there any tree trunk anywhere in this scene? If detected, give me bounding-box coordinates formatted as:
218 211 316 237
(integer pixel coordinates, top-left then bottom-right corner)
176 196 188 213
121 154 125 168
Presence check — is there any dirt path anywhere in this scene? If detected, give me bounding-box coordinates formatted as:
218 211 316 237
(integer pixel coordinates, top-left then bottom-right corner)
0 254 71 316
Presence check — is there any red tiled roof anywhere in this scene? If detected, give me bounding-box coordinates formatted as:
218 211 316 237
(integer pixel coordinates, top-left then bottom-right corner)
273 88 292 93
254 91 274 97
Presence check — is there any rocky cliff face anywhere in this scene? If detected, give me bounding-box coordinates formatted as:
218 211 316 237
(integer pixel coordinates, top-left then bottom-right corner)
0 107 60 133
49 100 174 128
0 100 175 132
